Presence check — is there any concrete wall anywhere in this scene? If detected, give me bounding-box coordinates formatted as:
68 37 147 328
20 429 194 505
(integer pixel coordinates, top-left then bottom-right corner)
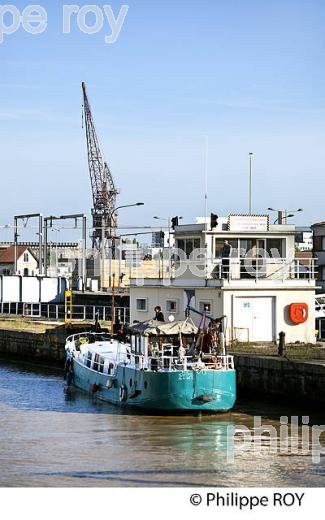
235 354 325 404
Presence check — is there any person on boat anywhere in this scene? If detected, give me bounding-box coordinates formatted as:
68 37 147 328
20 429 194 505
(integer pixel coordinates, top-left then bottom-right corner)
154 305 165 322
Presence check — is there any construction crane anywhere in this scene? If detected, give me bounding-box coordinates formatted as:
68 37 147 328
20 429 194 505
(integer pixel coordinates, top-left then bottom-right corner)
82 82 119 249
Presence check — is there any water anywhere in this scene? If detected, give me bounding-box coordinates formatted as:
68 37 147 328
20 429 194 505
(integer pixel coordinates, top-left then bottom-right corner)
0 360 324 487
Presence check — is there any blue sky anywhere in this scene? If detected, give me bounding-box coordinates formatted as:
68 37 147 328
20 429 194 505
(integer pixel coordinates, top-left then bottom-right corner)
0 0 325 242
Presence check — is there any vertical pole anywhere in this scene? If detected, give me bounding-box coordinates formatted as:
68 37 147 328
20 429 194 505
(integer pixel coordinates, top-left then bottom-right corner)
111 273 115 336
14 216 18 274
82 215 87 291
249 152 253 215
118 238 122 290
101 216 105 291
44 220 48 277
38 215 43 275
168 217 171 279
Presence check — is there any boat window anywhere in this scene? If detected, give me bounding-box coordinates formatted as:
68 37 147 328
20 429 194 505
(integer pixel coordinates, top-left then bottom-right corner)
86 351 92 368
93 353 100 371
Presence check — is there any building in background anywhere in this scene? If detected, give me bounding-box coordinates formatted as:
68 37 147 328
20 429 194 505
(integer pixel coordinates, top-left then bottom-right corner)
312 221 325 293
295 226 313 252
0 245 38 276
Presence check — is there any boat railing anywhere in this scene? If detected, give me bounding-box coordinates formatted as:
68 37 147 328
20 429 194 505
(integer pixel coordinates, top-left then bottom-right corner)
131 353 234 371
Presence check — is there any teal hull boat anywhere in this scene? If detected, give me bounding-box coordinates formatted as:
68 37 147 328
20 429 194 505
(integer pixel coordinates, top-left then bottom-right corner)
71 358 236 411
65 319 236 413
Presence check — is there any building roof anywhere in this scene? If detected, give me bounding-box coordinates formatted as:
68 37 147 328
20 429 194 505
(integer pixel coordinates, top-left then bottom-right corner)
0 245 36 264
295 226 312 232
311 222 325 228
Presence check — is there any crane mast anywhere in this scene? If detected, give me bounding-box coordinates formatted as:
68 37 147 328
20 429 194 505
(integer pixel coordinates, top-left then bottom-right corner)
82 82 118 249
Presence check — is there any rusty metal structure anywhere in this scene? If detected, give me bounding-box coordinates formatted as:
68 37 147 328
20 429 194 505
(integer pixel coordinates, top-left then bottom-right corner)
82 82 118 249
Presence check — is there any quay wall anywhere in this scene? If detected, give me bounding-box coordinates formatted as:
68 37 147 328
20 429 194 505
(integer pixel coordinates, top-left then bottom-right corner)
0 328 67 367
234 354 325 404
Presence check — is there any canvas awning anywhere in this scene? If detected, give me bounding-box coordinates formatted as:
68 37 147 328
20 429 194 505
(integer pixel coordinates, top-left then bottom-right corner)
128 319 198 336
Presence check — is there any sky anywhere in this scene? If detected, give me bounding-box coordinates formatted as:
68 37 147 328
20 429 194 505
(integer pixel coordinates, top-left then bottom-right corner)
0 0 325 243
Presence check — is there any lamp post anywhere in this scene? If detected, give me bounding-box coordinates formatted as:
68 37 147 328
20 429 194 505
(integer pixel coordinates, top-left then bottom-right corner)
268 207 303 225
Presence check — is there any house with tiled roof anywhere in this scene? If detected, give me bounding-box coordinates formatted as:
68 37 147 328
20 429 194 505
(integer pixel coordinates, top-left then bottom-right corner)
0 245 38 276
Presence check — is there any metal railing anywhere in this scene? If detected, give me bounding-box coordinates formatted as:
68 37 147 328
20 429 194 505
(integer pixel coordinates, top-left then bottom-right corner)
209 258 317 281
131 353 234 372
0 302 130 324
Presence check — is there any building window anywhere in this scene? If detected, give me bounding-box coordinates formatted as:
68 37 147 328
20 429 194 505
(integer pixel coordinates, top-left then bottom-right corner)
24 253 29 262
136 298 147 312
176 238 201 258
199 301 212 315
314 236 325 252
166 300 178 313
215 239 238 258
266 239 284 257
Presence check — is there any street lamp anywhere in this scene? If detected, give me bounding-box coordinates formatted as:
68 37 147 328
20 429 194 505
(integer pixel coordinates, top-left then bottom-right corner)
268 208 303 225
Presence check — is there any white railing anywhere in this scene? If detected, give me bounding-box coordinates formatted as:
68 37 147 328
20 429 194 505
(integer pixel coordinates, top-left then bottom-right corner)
208 258 317 281
131 353 234 372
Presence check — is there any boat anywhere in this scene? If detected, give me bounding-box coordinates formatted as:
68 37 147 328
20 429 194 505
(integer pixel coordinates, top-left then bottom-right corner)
64 317 236 412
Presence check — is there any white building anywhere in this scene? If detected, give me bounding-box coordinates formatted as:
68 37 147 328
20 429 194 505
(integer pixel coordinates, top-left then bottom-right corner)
130 215 316 344
295 226 313 252
0 245 38 277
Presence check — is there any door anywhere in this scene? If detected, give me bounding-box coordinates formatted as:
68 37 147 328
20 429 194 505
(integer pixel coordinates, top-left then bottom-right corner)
233 297 274 342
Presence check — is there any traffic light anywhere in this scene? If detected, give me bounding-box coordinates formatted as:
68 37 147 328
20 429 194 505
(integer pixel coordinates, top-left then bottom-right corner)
210 213 218 229
171 216 179 230
159 231 165 240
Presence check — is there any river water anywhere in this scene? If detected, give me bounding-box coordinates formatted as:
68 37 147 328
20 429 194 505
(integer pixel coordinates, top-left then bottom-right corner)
0 360 324 487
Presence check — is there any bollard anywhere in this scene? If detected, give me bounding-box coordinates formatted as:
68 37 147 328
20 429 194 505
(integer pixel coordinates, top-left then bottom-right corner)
278 331 286 356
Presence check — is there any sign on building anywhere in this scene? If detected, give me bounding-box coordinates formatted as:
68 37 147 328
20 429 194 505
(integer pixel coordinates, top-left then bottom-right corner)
228 214 269 232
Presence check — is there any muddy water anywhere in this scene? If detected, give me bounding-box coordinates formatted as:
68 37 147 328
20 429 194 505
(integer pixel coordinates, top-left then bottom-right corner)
0 361 324 487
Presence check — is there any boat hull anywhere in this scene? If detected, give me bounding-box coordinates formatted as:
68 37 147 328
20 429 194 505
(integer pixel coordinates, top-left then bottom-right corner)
71 359 236 412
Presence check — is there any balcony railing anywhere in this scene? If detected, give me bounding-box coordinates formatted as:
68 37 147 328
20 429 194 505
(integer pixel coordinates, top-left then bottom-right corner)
208 257 317 281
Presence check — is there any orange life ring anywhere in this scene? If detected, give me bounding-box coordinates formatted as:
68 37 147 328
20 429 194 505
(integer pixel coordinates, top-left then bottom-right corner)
289 303 308 324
